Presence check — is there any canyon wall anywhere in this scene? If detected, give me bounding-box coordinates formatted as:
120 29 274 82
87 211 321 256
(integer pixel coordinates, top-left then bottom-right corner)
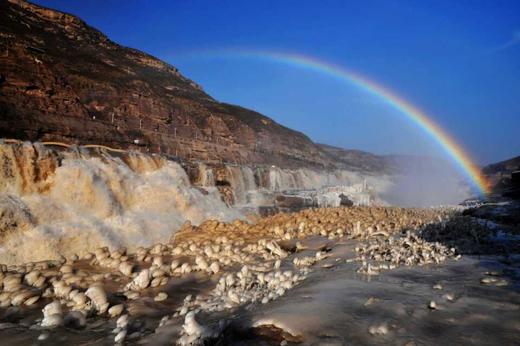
0 0 336 170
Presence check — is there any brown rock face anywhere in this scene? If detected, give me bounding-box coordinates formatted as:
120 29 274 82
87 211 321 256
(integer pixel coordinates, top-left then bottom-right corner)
275 195 316 211
0 0 336 169
482 155 520 199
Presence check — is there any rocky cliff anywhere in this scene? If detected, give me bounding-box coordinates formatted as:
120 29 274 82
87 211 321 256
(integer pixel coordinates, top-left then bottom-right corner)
482 155 520 199
483 156 520 176
0 0 337 169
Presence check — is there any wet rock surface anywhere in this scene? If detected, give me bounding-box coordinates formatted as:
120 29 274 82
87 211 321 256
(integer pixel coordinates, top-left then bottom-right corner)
463 200 520 231
0 206 517 345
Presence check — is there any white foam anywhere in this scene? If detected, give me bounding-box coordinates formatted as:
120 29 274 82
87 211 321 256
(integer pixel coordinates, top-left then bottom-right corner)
0 145 241 264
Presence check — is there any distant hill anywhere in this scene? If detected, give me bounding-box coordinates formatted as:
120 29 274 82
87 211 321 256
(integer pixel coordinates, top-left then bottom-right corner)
483 156 520 175
483 155 520 198
318 144 459 175
317 143 396 173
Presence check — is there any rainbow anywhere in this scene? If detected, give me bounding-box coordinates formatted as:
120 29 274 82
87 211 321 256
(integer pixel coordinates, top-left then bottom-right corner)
174 49 489 195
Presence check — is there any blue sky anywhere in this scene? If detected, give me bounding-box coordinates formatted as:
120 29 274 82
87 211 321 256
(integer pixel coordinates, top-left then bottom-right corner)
34 0 520 164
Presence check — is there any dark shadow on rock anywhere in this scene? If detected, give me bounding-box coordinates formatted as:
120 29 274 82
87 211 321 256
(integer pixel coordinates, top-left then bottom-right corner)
418 213 520 288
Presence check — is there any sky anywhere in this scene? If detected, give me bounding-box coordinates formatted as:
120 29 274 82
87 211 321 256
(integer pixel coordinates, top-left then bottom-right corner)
34 0 520 164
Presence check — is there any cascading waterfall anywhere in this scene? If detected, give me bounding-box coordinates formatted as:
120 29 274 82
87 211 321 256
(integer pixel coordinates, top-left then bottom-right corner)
218 164 384 208
0 143 241 264
0 142 393 264
267 167 299 191
225 166 257 205
264 166 361 192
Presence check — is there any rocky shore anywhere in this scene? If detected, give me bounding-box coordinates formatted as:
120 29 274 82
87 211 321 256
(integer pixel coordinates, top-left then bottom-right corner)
0 206 517 345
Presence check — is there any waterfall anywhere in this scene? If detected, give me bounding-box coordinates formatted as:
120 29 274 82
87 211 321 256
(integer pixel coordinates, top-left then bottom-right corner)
0 143 393 265
0 143 241 264
267 167 299 191
225 166 257 205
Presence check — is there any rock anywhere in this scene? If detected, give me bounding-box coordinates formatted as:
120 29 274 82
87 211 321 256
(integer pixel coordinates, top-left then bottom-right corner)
2 275 21 292
209 262 220 274
494 279 509 286
265 241 288 258
442 293 455 301
53 281 72 298
117 314 129 329
195 257 208 271
339 193 354 207
150 277 162 288
153 256 164 267
109 304 124 318
154 292 168 302
481 277 498 284
275 195 316 210
60 265 73 274
42 301 62 318
24 295 40 306
126 269 150 290
41 313 64 328
24 270 40 286
152 269 166 278
115 329 127 343
119 262 134 276
364 297 379 306
368 323 388 335
85 285 109 314
179 312 206 345
171 260 180 271
70 291 87 307
125 291 140 300
10 291 35 306
38 332 50 341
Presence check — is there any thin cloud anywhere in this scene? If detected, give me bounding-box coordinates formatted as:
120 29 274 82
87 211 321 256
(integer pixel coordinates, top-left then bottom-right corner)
493 30 520 51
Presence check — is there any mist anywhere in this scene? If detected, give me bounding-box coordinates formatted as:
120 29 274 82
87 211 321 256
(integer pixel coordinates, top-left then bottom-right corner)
382 155 474 207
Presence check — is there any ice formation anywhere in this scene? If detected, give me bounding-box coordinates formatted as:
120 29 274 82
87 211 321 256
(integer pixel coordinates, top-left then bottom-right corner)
0 143 240 264
0 142 392 264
